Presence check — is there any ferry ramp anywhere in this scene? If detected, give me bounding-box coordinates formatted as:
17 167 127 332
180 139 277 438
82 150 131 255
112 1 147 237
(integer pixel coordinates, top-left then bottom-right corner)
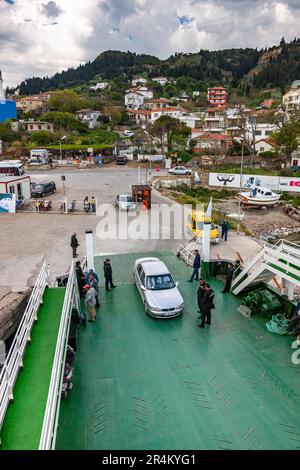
56 251 300 450
0 287 66 450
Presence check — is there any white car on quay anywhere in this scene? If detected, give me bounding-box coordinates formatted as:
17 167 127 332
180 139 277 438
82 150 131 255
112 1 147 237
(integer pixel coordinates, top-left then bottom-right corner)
115 194 136 211
168 166 192 175
133 258 184 319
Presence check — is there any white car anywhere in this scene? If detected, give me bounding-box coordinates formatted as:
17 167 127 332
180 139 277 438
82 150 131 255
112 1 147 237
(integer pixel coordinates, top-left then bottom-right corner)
133 257 184 318
124 130 135 137
168 166 192 175
115 194 136 211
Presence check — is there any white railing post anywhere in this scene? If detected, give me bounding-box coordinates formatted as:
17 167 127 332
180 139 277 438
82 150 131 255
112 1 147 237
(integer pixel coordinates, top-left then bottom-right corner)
39 262 80 450
0 261 50 435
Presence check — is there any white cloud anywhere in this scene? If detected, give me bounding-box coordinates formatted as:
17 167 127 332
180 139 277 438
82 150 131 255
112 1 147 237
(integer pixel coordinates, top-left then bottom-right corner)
0 0 300 87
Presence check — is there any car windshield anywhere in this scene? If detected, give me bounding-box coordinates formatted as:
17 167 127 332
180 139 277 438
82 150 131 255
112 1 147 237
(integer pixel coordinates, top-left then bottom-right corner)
146 274 175 290
120 196 133 202
34 185 44 190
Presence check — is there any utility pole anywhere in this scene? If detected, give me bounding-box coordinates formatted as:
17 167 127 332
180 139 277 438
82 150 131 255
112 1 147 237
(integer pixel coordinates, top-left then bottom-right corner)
60 135 67 196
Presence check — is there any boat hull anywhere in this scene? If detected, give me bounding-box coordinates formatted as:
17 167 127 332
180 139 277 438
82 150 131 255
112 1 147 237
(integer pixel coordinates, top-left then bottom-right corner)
236 194 280 206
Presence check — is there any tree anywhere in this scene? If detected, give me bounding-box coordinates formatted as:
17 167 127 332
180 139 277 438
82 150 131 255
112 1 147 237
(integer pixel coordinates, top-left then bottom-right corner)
151 116 181 153
49 89 83 113
170 125 191 151
273 118 300 159
0 122 16 143
28 130 56 146
41 111 87 132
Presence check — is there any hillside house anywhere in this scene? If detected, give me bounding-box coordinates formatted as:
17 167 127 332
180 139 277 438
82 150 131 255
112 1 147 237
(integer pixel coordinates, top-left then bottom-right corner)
16 95 49 113
193 133 232 154
283 88 300 112
18 121 54 132
76 109 101 129
152 77 168 86
144 99 173 110
132 77 148 87
207 87 228 106
245 122 278 143
90 82 108 91
256 138 277 154
125 91 145 109
127 109 151 125
203 107 227 134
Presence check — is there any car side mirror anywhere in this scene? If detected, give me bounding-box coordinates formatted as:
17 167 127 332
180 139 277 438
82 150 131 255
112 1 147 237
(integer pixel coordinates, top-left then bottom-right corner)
176 282 179 287
141 286 146 291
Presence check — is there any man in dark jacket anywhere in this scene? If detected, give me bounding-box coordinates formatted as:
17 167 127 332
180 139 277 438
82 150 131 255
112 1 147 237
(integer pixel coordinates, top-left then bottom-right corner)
199 284 215 329
104 259 116 292
222 263 235 293
75 261 85 298
188 250 201 282
197 278 206 316
70 233 79 258
221 218 230 242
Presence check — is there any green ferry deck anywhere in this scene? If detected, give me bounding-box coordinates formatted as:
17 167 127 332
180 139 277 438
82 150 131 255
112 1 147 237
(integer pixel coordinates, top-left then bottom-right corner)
1 251 299 450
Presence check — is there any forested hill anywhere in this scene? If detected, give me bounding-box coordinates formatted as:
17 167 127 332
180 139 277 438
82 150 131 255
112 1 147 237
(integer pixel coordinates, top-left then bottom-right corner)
18 38 300 95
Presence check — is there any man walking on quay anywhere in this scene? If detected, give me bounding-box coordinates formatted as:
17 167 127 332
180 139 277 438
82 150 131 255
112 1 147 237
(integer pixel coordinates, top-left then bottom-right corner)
221 218 230 242
84 284 97 323
199 284 215 329
70 233 79 258
188 250 201 282
221 262 235 294
104 259 116 292
197 278 206 316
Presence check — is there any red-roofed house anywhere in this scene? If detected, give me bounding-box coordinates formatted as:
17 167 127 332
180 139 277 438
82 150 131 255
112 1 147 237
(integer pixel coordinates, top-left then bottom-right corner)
193 133 232 153
256 138 278 154
127 109 152 124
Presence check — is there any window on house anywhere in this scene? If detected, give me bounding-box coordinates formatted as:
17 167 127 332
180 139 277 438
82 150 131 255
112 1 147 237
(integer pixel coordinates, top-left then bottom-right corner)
255 131 262 136
260 147 264 151
30 125 34 130
265 131 272 135
17 183 22 199
38 125 41 130
9 185 15 194
47 126 50 130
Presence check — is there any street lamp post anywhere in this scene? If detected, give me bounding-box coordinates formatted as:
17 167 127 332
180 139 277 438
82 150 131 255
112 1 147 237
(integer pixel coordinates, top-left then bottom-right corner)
142 126 152 181
60 135 67 195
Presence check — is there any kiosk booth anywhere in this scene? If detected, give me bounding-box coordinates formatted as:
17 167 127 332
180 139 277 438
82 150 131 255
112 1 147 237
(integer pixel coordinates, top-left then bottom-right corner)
132 185 152 210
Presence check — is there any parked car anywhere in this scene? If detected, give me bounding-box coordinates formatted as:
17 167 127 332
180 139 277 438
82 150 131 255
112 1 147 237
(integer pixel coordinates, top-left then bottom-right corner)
116 155 128 165
124 130 135 137
168 166 192 175
31 181 56 198
133 257 184 318
115 194 136 211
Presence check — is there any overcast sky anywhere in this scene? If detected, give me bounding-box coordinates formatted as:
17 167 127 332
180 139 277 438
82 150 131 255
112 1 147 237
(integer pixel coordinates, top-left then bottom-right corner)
1 0 300 87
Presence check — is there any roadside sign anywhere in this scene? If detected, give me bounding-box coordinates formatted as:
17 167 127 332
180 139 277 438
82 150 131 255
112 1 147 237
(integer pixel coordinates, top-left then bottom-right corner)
155 166 160 173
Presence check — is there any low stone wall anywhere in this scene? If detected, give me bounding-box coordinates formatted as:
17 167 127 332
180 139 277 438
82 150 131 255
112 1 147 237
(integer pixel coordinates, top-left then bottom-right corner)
0 288 31 342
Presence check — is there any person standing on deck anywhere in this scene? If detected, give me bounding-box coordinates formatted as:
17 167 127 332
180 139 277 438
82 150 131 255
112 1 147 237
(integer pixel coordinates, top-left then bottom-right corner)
70 233 79 258
221 218 230 242
89 273 100 308
197 278 206 317
198 284 215 329
221 263 235 294
83 284 97 322
104 259 116 292
85 269 99 284
188 250 201 282
75 261 85 298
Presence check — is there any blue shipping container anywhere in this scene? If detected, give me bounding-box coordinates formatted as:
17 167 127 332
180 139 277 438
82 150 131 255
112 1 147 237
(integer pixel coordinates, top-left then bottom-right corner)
0 100 17 123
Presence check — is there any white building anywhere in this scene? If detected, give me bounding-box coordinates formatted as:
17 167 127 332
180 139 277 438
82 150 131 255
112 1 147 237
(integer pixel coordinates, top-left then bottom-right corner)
150 107 183 123
178 112 203 129
283 88 300 112
245 122 278 142
127 109 152 125
125 92 145 110
256 138 277 154
193 91 200 98
132 77 148 87
0 175 31 200
18 121 54 132
152 77 168 87
76 109 101 129
90 82 109 91
203 107 227 134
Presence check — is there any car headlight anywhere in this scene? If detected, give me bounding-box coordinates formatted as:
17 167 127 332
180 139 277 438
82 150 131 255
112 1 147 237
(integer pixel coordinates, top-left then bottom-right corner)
150 306 161 312
178 303 184 309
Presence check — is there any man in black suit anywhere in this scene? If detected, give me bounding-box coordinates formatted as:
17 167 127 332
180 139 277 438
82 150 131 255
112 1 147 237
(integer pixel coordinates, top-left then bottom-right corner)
70 233 79 258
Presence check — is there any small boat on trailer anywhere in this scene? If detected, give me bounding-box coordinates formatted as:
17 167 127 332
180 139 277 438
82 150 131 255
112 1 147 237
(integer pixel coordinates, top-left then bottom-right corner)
236 186 280 207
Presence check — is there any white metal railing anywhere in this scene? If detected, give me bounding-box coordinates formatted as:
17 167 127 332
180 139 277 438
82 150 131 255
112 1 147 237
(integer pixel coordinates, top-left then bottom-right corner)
0 261 52 438
39 262 80 450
